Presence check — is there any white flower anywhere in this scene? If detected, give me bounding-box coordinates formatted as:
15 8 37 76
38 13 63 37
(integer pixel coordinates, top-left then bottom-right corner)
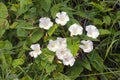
47 40 60 52
55 11 69 26
56 37 67 48
62 53 75 66
68 23 83 36
39 17 53 30
79 40 93 53
29 44 42 58
56 48 71 60
86 25 99 38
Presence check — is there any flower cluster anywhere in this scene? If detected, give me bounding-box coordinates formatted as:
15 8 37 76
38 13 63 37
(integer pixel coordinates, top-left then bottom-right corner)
29 11 99 66
47 37 75 66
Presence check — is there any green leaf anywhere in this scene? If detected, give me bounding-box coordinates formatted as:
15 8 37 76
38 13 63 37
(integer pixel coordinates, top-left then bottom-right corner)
16 21 36 30
21 75 32 80
46 64 56 73
105 40 118 60
0 2 8 18
88 51 104 72
75 11 88 18
53 72 71 80
116 11 120 19
48 24 58 36
10 4 18 12
30 29 44 43
99 29 111 35
80 34 99 41
88 76 98 80
24 7 37 19
0 18 9 37
56 64 64 72
42 48 55 63
4 40 12 50
10 22 18 29
103 16 111 25
12 58 24 68
90 2 104 12
51 5 59 19
18 0 32 9
17 28 28 37
17 0 32 16
0 41 5 48
66 59 84 80
92 18 103 25
80 56 91 71
40 0 53 12
0 40 12 50
67 37 80 56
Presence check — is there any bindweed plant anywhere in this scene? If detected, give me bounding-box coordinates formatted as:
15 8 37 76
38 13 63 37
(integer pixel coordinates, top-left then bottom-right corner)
0 0 120 80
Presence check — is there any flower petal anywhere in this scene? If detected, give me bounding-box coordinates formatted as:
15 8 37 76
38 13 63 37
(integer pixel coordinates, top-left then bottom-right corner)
39 17 53 30
55 11 69 26
80 40 93 53
68 23 83 36
30 44 40 51
86 25 99 38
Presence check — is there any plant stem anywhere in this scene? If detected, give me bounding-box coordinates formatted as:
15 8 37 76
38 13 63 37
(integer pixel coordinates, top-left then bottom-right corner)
112 0 119 9
80 70 120 77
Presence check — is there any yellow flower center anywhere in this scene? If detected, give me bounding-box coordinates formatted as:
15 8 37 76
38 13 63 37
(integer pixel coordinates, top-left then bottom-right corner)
51 44 55 47
60 17 65 21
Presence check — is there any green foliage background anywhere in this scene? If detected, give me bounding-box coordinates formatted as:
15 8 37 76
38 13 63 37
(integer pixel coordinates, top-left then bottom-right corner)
0 0 120 80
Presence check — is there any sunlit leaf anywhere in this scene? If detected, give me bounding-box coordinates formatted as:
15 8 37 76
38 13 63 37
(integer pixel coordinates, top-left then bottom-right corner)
48 24 58 36
21 75 32 80
0 18 9 37
99 29 111 35
0 2 8 18
67 37 80 56
0 40 12 50
12 58 24 68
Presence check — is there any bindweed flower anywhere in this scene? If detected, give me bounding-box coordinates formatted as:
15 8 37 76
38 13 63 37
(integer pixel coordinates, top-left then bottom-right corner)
56 37 67 48
80 40 93 53
86 25 99 39
29 44 42 58
55 11 69 26
62 53 75 66
47 37 75 66
47 40 60 52
68 23 83 36
39 17 53 30
56 47 71 60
